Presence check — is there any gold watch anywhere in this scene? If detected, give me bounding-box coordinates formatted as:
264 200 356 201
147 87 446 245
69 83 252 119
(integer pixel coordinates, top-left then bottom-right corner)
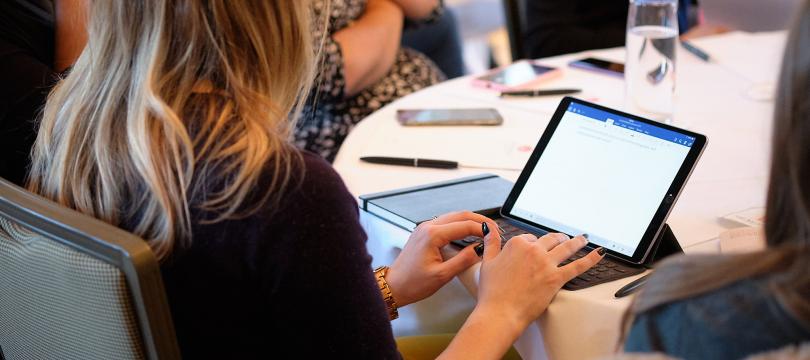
374 266 399 320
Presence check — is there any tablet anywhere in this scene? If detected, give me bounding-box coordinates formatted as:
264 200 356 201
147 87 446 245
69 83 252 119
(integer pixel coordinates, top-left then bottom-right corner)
501 97 707 265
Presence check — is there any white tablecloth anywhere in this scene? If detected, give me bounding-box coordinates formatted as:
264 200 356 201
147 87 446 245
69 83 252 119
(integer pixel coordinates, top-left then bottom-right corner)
333 31 786 359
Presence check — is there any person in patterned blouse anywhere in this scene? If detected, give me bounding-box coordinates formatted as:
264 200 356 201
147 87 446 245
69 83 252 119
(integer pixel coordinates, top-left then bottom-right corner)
295 0 448 162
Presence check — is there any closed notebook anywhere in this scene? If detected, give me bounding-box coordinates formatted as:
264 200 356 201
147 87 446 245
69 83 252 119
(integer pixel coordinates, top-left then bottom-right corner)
359 174 514 231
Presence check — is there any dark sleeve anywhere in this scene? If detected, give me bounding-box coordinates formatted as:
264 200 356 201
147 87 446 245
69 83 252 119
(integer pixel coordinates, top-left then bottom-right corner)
524 0 628 59
261 153 400 359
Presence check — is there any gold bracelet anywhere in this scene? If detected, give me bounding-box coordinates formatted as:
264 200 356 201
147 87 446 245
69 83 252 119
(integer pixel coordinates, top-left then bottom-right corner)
374 266 399 320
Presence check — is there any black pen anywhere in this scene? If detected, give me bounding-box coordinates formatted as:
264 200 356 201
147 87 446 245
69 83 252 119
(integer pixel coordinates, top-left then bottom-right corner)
614 273 651 298
361 156 458 169
681 41 711 62
500 88 581 98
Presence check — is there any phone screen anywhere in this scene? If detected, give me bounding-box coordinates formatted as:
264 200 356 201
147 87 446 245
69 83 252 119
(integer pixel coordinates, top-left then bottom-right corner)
397 108 503 126
477 63 557 86
570 58 625 76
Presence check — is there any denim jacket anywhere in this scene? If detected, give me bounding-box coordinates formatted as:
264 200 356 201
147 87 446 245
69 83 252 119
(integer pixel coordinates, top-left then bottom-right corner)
625 275 810 359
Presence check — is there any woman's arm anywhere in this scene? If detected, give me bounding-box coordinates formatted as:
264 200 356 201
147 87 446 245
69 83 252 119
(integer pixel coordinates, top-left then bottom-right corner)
391 0 440 20
333 0 403 96
54 0 87 72
260 155 400 357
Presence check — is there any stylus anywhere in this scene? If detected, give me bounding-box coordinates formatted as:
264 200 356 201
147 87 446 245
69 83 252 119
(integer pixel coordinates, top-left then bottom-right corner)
614 273 651 298
500 88 581 98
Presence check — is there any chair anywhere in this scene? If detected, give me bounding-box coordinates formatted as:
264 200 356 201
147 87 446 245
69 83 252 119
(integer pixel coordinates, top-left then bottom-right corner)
0 178 181 360
502 0 530 61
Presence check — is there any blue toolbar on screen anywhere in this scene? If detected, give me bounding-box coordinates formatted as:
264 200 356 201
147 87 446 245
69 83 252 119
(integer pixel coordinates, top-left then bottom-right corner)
566 103 695 147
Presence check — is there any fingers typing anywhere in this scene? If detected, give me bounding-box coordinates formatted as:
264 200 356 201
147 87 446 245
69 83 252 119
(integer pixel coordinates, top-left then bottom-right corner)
558 248 605 283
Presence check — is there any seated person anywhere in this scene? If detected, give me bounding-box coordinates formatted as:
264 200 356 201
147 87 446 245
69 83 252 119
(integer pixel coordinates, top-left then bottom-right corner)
622 3 810 356
24 0 603 358
402 7 466 79
524 0 691 59
295 0 453 162
0 0 85 185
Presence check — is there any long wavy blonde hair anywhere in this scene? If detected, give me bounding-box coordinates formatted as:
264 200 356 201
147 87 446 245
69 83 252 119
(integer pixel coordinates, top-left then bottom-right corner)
29 0 317 260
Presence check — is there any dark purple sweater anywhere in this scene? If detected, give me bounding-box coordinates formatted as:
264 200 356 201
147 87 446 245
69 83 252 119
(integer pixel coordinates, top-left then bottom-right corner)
159 151 399 358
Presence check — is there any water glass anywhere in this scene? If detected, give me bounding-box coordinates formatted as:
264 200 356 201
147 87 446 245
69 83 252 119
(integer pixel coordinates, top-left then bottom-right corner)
625 0 679 122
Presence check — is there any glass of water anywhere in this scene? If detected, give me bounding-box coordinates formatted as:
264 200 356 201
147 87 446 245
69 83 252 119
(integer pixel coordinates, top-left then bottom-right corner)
625 0 679 122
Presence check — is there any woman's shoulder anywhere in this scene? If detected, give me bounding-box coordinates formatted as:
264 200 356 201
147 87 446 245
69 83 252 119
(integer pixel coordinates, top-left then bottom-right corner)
287 150 355 207
230 149 357 230
176 149 365 283
186 149 358 250
255 150 362 242
626 274 810 358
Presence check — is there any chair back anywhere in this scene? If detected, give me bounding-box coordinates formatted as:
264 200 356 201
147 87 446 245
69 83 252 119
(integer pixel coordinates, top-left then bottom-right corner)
503 0 530 61
0 178 181 360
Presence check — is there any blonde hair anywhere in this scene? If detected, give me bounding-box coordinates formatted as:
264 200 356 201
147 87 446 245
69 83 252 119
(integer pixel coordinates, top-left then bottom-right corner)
29 0 317 260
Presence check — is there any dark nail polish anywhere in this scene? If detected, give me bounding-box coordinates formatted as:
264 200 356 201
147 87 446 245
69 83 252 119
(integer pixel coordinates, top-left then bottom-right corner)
482 222 490 237
597 247 606 256
582 233 589 239
474 243 485 257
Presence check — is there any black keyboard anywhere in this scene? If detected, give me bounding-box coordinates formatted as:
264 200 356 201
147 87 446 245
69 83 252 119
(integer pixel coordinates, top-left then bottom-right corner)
450 218 644 290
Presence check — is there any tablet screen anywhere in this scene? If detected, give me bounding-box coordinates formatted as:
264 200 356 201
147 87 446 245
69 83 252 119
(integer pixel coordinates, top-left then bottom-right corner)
508 101 697 257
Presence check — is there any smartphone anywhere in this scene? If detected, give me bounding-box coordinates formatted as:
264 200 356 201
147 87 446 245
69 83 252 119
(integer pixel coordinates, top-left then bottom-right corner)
396 108 503 126
569 57 625 78
471 61 561 91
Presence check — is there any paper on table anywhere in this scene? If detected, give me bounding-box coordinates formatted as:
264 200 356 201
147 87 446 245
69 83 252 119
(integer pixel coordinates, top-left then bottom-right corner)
696 31 786 85
360 125 541 170
721 207 766 228
719 227 765 254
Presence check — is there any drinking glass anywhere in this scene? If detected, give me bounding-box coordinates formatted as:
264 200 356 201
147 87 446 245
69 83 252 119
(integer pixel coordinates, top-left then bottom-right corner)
626 0 679 122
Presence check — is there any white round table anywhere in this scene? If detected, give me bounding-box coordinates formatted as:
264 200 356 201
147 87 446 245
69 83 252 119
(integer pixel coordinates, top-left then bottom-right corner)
333 31 785 360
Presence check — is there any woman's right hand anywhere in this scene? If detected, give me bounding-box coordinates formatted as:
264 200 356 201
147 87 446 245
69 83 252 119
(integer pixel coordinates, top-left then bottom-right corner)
438 227 603 359
477 228 603 332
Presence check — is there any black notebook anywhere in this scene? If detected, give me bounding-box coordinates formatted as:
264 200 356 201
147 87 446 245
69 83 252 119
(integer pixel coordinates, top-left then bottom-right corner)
359 174 514 231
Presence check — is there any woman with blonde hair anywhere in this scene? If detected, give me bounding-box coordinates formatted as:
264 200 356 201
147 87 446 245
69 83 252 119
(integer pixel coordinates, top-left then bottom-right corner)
622 1 810 357
27 0 602 357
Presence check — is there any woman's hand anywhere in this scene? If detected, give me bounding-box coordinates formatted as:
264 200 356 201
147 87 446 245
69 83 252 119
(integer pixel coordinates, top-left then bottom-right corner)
439 228 603 359
477 231 604 330
385 211 497 307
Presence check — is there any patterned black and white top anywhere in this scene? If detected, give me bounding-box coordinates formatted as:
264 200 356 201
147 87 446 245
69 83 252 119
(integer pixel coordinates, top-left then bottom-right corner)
295 0 446 162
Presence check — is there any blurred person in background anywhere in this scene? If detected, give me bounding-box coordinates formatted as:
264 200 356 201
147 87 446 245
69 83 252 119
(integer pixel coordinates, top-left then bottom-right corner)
0 0 86 185
402 6 466 79
295 0 463 162
524 0 692 59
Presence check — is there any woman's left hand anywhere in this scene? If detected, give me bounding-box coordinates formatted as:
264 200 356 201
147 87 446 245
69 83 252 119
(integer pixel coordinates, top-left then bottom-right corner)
385 211 497 307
